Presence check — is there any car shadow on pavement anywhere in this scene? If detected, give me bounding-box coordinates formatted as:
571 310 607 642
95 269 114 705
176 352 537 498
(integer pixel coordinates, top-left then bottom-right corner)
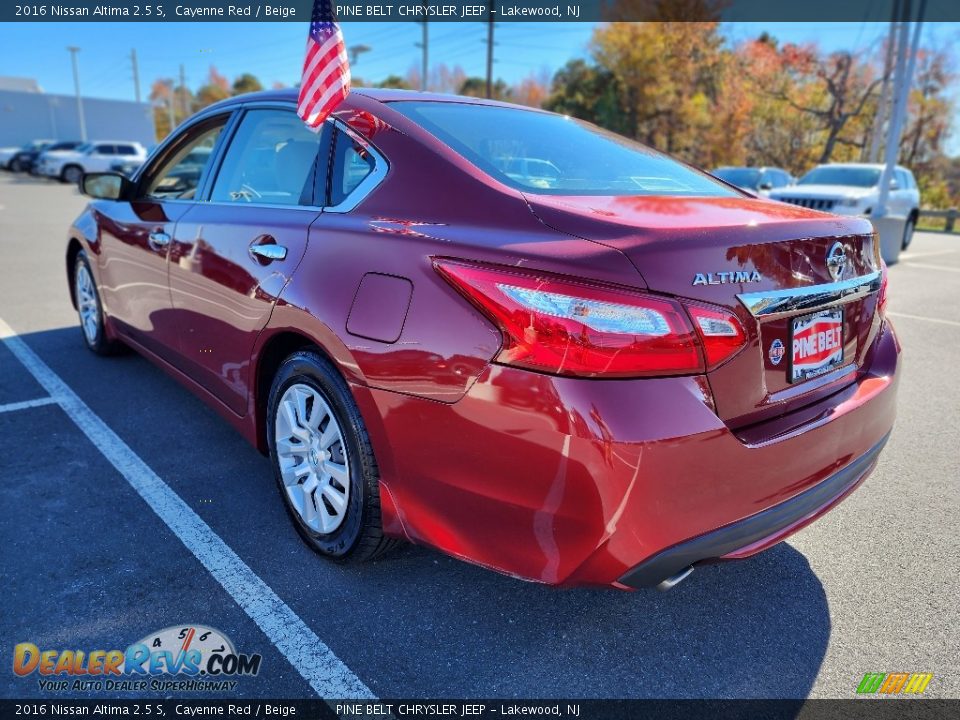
7 326 830 701
352 541 829 699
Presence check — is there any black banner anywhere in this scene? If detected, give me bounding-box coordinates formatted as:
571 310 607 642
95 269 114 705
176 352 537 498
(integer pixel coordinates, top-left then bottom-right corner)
3 0 960 23
1 700 959 720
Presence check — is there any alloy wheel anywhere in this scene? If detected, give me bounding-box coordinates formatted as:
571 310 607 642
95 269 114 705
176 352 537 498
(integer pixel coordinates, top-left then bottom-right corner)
75 264 99 345
274 383 351 534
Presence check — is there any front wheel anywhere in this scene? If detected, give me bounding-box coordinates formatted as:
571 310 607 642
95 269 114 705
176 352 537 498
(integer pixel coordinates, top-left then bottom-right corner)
74 251 123 355
267 350 396 562
62 165 83 185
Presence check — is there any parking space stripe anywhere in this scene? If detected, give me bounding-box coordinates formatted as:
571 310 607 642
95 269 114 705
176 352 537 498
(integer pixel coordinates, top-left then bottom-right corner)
0 317 374 699
0 396 59 414
899 262 960 273
888 311 960 328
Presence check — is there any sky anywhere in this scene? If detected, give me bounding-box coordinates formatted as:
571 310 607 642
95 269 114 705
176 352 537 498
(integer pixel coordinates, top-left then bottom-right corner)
1 21 958 151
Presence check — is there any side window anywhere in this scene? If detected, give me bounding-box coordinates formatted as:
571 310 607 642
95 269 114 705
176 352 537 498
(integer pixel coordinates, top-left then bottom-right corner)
94 145 114 155
211 109 327 206
143 122 225 200
116 144 137 156
774 171 790 187
894 169 908 188
329 128 376 207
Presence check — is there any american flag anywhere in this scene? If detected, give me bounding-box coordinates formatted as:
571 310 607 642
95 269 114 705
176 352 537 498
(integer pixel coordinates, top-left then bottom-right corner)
297 0 350 131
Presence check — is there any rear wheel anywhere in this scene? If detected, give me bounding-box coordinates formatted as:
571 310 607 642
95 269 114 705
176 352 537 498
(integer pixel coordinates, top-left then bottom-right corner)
901 215 916 250
61 165 83 185
74 251 123 355
267 350 396 562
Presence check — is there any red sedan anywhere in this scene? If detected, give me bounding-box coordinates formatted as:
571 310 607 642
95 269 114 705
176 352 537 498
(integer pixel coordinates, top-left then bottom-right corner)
67 89 899 589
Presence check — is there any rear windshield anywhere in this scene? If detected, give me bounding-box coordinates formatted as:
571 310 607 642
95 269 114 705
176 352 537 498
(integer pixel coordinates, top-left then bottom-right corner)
390 101 737 198
799 167 881 188
713 168 761 189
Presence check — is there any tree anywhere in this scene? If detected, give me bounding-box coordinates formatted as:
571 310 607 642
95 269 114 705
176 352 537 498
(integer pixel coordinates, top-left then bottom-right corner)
232 73 263 96
458 76 510 101
193 66 231 111
590 22 728 159
543 59 628 135
377 74 412 90
511 70 551 108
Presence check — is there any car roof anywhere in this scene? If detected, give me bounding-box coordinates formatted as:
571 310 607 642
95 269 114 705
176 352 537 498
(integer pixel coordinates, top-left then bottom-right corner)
204 86 545 112
88 140 145 145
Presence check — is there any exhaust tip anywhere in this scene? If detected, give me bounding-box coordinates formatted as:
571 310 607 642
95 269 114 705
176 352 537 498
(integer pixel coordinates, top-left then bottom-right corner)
656 566 694 592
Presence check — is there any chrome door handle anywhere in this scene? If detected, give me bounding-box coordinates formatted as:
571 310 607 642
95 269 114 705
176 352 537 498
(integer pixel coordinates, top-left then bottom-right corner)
148 231 171 250
249 244 287 262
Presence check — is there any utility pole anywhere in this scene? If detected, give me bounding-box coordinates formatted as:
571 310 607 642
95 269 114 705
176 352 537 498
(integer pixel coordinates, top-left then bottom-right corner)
66 46 87 142
417 18 429 91
131 49 141 103
876 0 926 219
485 0 494 99
868 0 901 162
179 64 187 118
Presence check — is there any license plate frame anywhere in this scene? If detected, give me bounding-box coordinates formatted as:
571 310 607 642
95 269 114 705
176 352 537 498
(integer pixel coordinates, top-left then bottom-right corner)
789 307 845 383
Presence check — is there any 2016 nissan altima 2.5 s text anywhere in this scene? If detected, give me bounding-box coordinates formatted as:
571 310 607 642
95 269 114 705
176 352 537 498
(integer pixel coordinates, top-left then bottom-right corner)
66 89 900 590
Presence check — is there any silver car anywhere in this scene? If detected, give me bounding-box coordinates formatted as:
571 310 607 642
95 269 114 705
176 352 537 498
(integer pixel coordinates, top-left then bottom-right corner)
770 163 921 249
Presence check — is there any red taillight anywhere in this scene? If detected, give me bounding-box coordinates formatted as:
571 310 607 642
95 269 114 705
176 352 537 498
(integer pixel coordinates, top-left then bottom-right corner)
686 304 748 369
877 260 889 316
435 260 713 378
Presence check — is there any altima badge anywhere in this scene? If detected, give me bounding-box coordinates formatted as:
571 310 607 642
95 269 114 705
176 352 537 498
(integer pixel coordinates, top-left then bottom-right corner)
692 270 762 286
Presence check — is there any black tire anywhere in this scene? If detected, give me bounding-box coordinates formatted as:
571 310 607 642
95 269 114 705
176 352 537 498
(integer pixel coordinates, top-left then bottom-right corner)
73 251 124 356
267 350 396 562
10 158 23 173
61 165 83 185
901 215 916 250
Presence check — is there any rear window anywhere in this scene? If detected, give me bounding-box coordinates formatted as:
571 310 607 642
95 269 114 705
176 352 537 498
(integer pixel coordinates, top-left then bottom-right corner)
390 101 736 197
713 167 761 189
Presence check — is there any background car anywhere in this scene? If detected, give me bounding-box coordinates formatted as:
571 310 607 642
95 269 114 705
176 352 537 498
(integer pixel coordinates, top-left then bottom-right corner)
66 89 898 590
14 140 83 175
0 145 20 169
3 139 54 171
770 163 921 248
39 141 148 185
712 166 794 196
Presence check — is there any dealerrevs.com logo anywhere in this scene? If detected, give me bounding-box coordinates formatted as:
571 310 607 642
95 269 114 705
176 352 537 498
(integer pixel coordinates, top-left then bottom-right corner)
13 624 262 693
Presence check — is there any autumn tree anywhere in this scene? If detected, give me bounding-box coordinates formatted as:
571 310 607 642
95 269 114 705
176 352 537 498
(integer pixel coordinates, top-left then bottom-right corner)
590 22 727 160
193 66 231 110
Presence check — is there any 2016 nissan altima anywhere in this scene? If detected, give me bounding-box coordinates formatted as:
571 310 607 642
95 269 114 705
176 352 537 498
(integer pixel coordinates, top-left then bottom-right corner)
68 89 900 589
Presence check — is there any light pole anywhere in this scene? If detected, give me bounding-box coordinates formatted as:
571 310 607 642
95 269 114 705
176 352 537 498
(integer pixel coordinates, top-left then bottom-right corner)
66 46 87 141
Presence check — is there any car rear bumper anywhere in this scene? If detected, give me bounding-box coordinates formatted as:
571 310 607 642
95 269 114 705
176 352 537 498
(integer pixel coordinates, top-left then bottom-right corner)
359 318 900 588
617 431 887 588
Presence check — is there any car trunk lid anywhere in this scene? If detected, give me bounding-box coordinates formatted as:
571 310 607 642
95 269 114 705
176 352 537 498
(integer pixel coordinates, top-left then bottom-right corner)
524 194 883 427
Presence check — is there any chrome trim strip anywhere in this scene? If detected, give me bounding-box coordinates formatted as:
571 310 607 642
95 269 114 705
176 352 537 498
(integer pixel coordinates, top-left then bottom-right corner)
737 271 881 318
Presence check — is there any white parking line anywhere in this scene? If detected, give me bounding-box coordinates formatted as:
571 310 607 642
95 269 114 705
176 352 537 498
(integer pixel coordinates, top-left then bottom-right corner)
888 311 960 328
899 249 958 260
0 396 59 414
899 262 960 273
0 317 373 699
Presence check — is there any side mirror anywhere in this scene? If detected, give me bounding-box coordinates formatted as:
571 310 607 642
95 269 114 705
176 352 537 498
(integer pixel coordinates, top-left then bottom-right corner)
81 172 133 200
758 181 774 191
889 178 900 189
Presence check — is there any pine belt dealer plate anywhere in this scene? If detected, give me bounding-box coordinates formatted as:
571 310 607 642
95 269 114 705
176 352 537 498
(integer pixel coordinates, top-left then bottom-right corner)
790 307 844 383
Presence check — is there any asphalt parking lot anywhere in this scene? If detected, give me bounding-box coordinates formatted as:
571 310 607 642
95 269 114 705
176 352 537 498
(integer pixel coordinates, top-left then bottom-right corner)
0 170 958 701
